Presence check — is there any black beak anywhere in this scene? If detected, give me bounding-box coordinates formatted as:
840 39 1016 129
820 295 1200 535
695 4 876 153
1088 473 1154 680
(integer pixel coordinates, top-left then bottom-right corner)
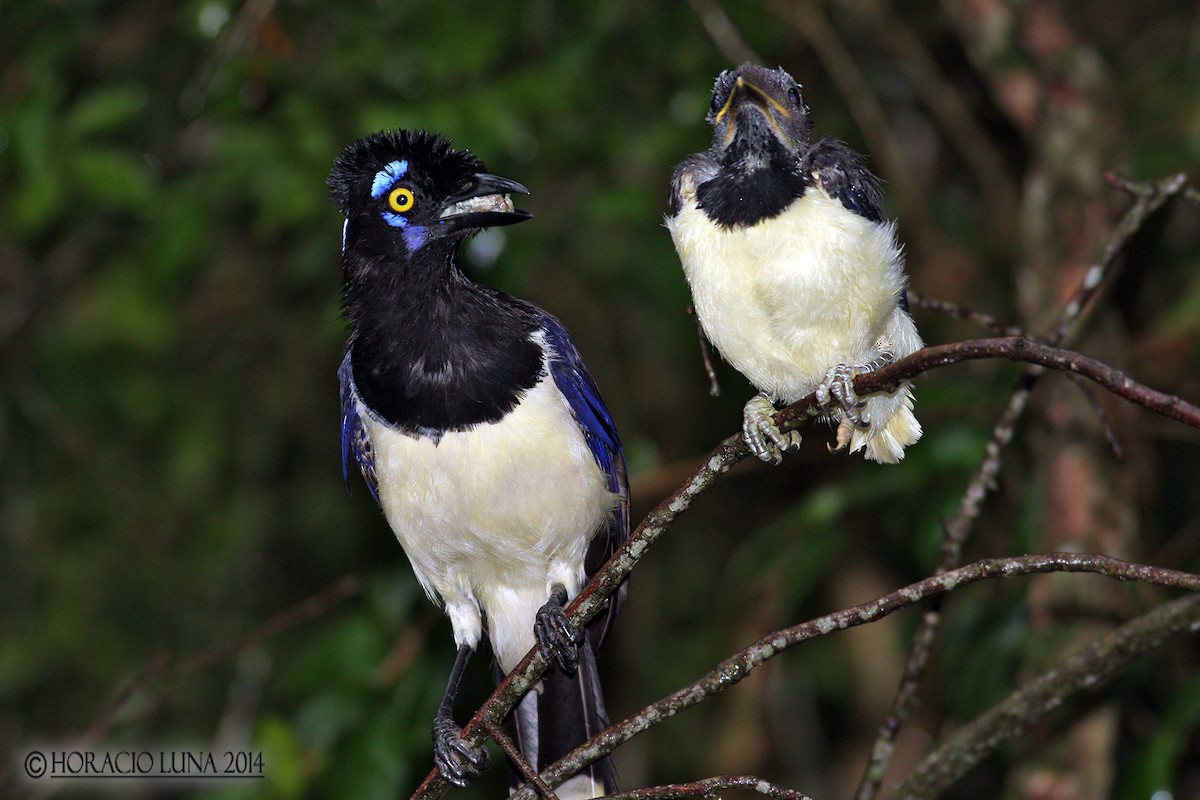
438 173 532 233
713 76 798 153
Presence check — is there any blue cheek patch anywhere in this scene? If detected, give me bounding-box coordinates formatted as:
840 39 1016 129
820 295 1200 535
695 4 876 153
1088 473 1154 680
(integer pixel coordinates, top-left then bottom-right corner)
402 225 428 251
370 159 409 199
381 211 408 228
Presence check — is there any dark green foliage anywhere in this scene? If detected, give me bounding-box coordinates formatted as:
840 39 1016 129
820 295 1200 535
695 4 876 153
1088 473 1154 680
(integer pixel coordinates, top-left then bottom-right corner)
3 2 1200 799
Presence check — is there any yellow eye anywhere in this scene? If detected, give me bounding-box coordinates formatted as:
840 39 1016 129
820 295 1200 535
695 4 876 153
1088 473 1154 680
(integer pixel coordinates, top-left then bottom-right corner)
388 186 415 213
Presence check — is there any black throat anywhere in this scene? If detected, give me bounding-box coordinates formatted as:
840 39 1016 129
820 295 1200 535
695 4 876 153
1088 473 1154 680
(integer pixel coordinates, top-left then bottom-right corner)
696 136 809 228
343 238 544 438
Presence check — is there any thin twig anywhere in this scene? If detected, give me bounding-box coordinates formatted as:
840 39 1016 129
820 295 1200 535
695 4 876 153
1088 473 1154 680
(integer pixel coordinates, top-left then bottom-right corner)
855 171 1191 800
906 291 1032 339
842 0 1021 242
179 0 279 114
177 575 364 674
786 337 1200 432
685 0 762 64
688 305 721 397
77 576 363 748
510 554 1200 798
891 593 1200 800
1064 372 1124 458
1048 173 1189 346
482 720 560 800
605 775 813 800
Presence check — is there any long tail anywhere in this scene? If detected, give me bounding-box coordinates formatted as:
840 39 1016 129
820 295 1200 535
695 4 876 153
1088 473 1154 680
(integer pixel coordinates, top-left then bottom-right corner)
505 634 616 799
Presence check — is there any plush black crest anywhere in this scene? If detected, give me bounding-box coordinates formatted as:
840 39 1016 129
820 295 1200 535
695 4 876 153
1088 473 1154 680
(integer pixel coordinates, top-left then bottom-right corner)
326 129 485 214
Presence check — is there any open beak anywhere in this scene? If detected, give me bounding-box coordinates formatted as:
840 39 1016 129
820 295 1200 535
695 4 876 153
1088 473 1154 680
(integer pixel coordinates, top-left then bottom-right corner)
716 76 792 124
715 76 796 151
438 173 532 233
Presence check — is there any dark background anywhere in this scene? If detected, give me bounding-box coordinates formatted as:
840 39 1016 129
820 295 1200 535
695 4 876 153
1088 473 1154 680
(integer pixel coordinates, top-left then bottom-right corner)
3 1 1200 798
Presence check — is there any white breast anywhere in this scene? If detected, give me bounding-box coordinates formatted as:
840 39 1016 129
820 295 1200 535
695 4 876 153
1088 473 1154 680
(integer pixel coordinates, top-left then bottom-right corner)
362 372 616 671
667 189 909 403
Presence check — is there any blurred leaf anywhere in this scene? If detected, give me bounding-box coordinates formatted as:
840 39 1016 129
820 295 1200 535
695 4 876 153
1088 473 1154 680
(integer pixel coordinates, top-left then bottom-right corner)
144 186 210 287
61 259 174 353
8 91 65 232
321 701 410 800
1116 674 1200 799
286 612 387 698
67 147 155 210
10 171 66 233
64 84 148 140
257 714 308 800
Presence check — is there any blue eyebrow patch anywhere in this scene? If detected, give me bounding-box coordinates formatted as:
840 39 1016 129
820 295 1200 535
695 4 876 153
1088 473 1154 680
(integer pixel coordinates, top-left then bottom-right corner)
370 160 409 198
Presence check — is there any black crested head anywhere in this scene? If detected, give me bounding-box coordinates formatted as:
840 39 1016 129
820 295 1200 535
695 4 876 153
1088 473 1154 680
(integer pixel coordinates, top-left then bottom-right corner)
695 64 812 227
331 130 543 437
328 129 530 258
327 129 480 215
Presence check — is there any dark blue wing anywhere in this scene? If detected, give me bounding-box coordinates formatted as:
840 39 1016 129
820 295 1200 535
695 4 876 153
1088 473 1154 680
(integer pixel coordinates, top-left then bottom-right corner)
540 318 626 507
539 314 630 646
339 351 379 503
807 138 885 224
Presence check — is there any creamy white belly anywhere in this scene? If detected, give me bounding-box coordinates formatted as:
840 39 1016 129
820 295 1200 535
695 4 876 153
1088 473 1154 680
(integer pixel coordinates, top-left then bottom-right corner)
668 189 911 403
362 375 615 671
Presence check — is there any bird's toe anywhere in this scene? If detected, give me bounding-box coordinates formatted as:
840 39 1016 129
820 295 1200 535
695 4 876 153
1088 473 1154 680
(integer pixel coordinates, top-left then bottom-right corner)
535 586 582 673
432 713 490 786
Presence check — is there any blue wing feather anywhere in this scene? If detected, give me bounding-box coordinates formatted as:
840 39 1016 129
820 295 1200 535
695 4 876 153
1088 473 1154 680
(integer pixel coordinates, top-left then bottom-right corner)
338 351 380 502
540 315 630 553
541 321 623 490
540 314 630 648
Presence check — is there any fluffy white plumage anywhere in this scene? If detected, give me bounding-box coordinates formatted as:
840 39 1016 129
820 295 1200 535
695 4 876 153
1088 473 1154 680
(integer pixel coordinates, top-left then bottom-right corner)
668 173 923 463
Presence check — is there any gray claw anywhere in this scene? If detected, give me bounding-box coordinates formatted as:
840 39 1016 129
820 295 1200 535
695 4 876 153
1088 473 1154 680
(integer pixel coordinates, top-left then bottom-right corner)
818 363 869 428
743 394 801 464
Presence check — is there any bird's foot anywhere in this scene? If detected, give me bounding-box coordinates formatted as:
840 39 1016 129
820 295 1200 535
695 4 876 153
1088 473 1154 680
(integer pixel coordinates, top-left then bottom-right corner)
743 393 802 465
816 363 869 434
432 710 490 787
817 350 896 451
535 584 582 673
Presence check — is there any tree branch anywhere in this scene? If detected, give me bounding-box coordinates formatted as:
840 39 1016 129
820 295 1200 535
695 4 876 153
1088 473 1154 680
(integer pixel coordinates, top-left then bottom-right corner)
779 337 1200 434
891 593 1200 799
512 554 1200 799
411 332 1200 799
76 575 363 749
906 291 1033 339
605 775 813 800
856 170 1194 800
